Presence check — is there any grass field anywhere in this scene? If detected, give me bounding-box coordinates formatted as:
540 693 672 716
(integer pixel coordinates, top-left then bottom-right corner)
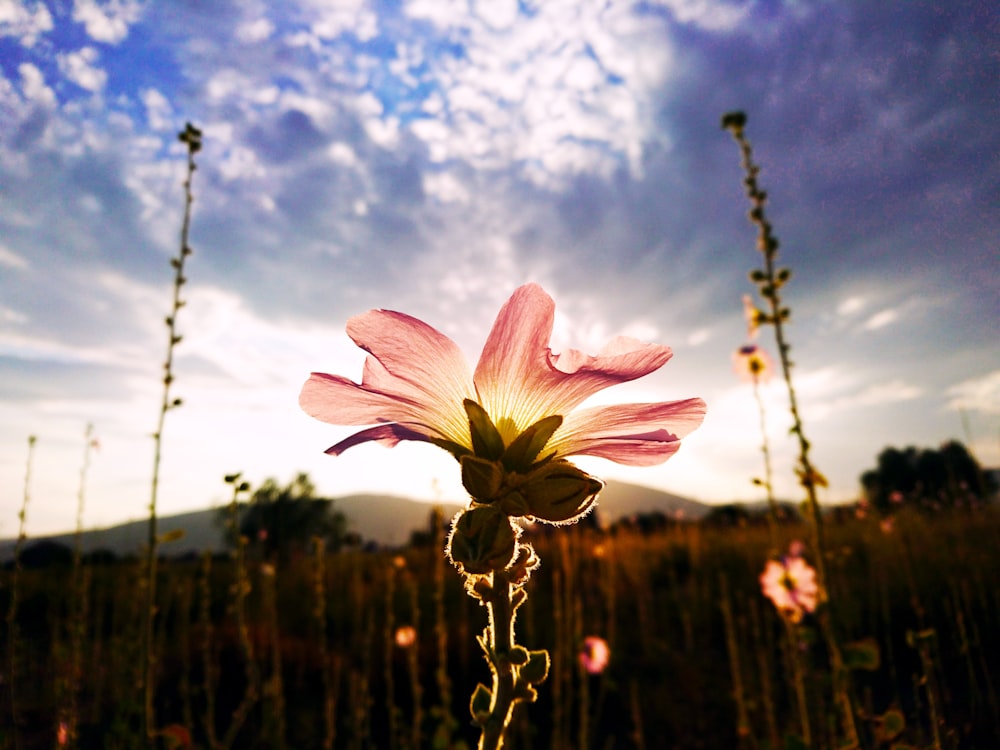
3 503 998 749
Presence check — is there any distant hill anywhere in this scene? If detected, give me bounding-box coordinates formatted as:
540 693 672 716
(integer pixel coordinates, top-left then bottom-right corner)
0 480 708 560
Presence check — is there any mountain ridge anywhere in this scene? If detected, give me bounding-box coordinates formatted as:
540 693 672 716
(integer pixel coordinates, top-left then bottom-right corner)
0 480 710 560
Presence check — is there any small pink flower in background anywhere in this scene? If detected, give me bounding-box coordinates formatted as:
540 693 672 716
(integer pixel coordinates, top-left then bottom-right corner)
395 625 417 648
579 636 610 674
889 491 904 505
733 343 773 384
760 543 819 623
787 540 805 559
57 721 68 746
879 517 895 535
300 283 705 468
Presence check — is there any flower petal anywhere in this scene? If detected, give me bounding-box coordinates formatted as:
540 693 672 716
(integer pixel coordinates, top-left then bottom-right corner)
322 423 433 456
299 308 477 450
549 398 706 466
474 284 674 442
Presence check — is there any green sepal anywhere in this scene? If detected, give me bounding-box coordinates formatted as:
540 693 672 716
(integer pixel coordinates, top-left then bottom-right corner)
461 455 503 501
447 507 516 575
507 646 529 665
470 683 492 723
464 399 505 460
518 649 550 685
498 490 530 517
501 414 563 472
429 437 471 461
843 637 880 671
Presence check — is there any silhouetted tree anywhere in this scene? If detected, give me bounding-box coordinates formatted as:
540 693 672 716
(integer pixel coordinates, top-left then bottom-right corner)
221 473 349 562
860 440 993 513
20 540 74 569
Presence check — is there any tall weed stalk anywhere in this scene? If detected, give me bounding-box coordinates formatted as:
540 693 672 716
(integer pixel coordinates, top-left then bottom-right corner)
143 122 202 740
723 111 860 747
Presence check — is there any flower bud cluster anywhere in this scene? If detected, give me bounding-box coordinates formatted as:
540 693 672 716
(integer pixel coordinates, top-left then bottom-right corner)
446 399 602 578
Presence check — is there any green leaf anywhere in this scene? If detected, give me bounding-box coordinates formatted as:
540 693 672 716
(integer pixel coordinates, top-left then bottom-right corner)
875 708 906 743
464 400 505 460
507 646 529 665
470 683 492 722
519 649 550 685
843 637 880 671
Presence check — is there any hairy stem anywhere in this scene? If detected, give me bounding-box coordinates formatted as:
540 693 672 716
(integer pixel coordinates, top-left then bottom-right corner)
479 569 518 750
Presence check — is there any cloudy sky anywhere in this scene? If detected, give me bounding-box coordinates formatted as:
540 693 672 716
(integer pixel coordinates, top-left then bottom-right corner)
2 0 998 537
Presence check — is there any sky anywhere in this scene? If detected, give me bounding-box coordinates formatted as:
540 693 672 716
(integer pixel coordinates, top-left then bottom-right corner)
1 0 998 537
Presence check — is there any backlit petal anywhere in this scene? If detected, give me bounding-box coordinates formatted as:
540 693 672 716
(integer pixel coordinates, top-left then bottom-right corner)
474 284 674 443
550 398 706 465
299 308 476 448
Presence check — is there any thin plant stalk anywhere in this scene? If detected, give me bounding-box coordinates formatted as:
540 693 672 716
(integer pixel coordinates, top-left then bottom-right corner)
199 551 219 749
723 111 858 747
143 122 202 740
431 507 457 748
65 424 95 748
220 474 260 750
750 374 781 547
7 435 36 750
405 571 424 750
312 537 335 750
719 574 752 746
384 559 399 750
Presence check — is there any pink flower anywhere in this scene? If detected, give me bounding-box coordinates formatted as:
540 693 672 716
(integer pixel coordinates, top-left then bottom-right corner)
300 284 705 467
732 343 773 383
579 636 611 674
759 546 819 623
395 625 417 648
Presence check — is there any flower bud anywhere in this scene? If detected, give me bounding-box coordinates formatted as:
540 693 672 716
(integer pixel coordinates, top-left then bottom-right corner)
515 460 602 524
447 506 517 575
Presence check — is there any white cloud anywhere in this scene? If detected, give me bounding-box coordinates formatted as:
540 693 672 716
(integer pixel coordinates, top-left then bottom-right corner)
18 62 56 109
72 0 144 44
141 88 173 131
300 0 378 42
236 17 274 43
863 308 898 331
58 47 108 93
655 0 749 32
837 295 865 316
398 0 676 187
0 245 29 270
947 370 1000 416
0 0 53 47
